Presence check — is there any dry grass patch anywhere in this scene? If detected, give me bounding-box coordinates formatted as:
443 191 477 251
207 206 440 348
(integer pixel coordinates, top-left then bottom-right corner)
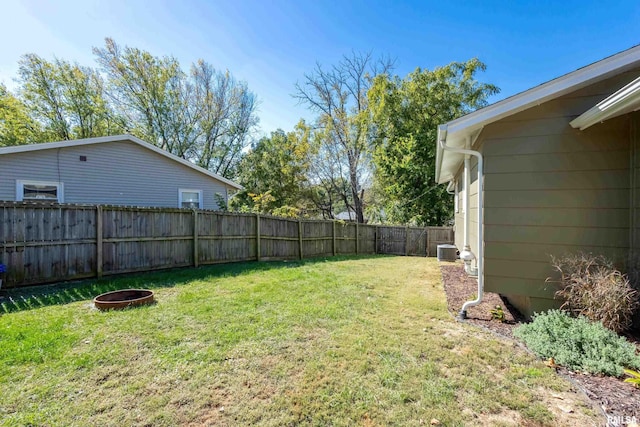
0 256 602 426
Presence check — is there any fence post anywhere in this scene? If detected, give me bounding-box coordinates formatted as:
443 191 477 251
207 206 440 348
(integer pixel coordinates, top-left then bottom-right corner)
426 228 431 257
298 219 303 260
332 221 336 256
405 226 409 256
96 205 103 278
375 226 378 254
193 210 199 268
355 222 359 254
256 213 261 261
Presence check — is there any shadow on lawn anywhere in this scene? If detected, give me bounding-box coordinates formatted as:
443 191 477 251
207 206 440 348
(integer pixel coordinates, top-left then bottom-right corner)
0 254 386 314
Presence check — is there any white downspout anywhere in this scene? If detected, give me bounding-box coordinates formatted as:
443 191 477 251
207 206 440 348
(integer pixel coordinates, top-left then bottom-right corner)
438 138 484 320
446 180 455 194
464 156 471 251
459 154 477 275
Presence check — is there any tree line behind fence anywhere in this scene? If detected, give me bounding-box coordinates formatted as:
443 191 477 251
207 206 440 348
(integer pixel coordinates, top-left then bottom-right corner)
0 202 454 288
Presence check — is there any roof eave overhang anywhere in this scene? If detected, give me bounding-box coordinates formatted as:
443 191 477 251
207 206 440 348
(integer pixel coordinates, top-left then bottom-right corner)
435 125 483 184
435 125 447 184
435 45 640 184
0 134 243 190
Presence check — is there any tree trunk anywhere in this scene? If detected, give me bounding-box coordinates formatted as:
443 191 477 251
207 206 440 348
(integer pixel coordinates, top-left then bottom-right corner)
349 170 364 223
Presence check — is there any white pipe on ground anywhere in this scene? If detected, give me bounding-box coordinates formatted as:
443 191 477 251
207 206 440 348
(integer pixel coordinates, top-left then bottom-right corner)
438 136 484 320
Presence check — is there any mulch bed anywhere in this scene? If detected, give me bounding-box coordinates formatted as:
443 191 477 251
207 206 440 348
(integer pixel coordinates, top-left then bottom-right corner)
440 262 640 423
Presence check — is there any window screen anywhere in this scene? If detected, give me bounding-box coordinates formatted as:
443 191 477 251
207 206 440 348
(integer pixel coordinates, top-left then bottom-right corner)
23 184 59 200
17 180 63 202
179 189 202 209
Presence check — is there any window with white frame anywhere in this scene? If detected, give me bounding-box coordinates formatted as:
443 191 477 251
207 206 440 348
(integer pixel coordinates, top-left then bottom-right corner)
179 189 203 209
16 180 64 202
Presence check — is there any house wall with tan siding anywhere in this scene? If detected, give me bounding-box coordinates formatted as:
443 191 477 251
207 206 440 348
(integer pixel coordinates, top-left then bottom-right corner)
453 69 640 317
630 112 640 280
454 157 479 251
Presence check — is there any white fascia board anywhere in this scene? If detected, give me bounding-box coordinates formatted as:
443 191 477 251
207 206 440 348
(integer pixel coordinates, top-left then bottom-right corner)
445 45 640 139
435 124 474 184
435 126 445 183
436 45 640 185
0 134 243 190
570 76 640 130
0 134 126 154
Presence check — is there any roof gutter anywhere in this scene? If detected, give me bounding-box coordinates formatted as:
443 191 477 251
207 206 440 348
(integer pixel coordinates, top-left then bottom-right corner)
0 134 244 190
570 75 640 130
438 132 485 320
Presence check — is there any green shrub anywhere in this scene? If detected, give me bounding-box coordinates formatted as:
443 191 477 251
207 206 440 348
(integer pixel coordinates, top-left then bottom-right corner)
549 253 639 333
624 368 640 388
490 305 506 322
513 310 640 377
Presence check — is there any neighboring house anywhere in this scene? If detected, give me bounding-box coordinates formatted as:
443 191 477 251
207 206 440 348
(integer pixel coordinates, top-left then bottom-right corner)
0 135 242 210
335 210 356 221
436 45 640 317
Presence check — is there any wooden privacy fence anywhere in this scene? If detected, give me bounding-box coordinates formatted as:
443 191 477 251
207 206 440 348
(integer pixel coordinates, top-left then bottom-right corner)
0 202 454 288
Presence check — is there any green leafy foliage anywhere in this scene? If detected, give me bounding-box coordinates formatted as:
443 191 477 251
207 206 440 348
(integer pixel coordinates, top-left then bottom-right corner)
295 52 393 223
514 310 640 377
368 59 499 225
623 368 640 388
2 39 257 180
213 193 228 211
3 44 503 224
94 38 190 153
549 253 639 333
490 305 506 322
232 124 312 216
17 54 123 140
0 83 45 146
94 38 259 178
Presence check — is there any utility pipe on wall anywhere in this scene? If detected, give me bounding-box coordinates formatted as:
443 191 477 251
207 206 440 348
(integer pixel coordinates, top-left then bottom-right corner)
446 180 455 194
438 136 484 320
463 156 470 248
459 154 476 275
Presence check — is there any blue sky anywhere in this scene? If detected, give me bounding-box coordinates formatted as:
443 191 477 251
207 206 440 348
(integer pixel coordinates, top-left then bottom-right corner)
2 0 639 136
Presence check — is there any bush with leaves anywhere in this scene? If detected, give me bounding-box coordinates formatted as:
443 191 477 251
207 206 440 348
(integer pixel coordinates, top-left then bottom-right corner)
514 310 640 376
548 253 638 333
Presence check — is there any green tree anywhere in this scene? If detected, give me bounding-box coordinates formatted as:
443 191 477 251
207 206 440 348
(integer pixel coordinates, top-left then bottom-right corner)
302 177 351 220
17 54 121 140
369 59 499 225
295 52 393 223
6 40 257 176
93 38 190 154
233 122 312 216
0 83 44 146
190 60 258 177
94 38 258 178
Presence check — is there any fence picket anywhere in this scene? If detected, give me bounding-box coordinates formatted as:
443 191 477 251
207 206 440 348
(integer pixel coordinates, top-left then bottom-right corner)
0 202 453 288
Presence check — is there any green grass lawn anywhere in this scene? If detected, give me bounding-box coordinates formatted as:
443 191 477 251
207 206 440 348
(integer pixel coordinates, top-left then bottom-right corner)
0 256 600 426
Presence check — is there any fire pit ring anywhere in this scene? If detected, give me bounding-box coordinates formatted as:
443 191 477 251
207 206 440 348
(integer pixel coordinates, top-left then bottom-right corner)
93 289 154 311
